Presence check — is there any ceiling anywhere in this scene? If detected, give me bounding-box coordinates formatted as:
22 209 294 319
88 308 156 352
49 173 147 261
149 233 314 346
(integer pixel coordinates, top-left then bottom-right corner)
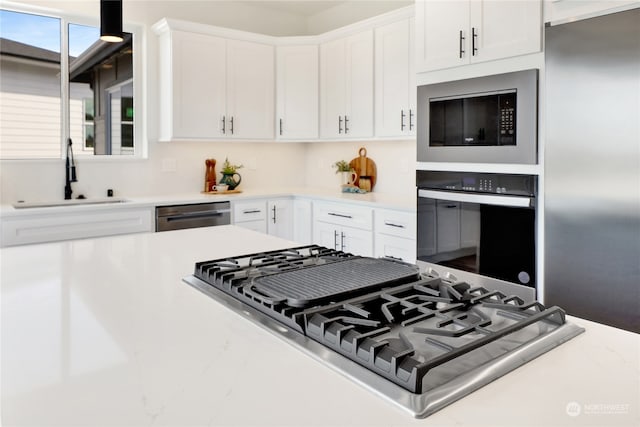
239 1 349 17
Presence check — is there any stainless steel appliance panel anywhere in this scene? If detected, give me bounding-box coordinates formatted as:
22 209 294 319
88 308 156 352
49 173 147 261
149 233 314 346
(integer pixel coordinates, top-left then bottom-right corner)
417 69 538 164
156 202 231 232
416 171 538 299
544 8 640 332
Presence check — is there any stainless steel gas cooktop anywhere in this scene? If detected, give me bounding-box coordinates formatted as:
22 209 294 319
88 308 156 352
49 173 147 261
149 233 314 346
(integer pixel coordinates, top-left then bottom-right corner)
183 245 584 418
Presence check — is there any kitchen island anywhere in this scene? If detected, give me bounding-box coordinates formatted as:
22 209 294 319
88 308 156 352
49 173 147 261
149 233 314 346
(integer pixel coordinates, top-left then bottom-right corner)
1 226 638 426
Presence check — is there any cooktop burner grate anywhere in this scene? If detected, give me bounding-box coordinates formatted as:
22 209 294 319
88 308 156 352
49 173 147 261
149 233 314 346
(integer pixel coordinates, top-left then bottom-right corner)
187 245 584 416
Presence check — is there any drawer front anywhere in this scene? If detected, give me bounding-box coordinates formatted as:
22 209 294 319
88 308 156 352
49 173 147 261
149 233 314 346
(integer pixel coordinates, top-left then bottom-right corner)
374 233 416 264
314 201 373 231
233 200 267 223
1 208 154 247
374 208 416 239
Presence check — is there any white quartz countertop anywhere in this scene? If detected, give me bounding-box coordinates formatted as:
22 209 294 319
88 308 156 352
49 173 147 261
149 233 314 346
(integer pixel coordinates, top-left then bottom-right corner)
1 226 638 426
0 187 416 218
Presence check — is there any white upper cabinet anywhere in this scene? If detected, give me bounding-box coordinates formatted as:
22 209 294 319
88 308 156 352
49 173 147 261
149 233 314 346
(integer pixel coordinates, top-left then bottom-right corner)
156 23 274 141
276 45 319 140
415 0 542 73
374 18 416 137
320 30 374 138
158 30 227 140
226 39 275 139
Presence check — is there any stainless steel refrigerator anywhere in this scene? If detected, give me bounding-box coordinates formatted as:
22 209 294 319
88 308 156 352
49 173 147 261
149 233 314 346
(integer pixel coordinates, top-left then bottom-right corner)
544 8 640 333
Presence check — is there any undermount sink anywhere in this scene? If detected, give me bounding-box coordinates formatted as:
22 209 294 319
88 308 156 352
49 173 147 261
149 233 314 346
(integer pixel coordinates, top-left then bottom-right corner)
12 198 129 209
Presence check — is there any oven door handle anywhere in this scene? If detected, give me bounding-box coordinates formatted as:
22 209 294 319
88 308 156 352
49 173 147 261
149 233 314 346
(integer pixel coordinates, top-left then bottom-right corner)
418 189 533 208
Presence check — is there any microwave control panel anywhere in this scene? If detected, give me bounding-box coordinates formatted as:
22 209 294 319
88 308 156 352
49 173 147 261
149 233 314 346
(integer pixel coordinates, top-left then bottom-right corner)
417 171 536 197
499 94 516 144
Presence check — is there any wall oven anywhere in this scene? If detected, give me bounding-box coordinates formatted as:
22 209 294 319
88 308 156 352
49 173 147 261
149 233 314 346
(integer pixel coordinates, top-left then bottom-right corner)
417 171 537 299
417 69 538 164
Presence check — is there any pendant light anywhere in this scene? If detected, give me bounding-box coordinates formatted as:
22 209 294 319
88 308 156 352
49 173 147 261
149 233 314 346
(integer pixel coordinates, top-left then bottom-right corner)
100 0 123 43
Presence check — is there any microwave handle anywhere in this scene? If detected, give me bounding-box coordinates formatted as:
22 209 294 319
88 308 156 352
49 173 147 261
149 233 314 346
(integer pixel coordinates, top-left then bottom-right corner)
418 189 533 208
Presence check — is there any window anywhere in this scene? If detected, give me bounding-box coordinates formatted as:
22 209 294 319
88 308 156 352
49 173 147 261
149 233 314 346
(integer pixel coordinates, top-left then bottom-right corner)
0 10 62 158
82 97 94 151
0 8 139 159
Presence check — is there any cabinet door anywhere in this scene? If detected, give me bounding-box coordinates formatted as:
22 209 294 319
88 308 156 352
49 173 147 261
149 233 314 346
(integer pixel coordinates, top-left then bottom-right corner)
267 199 293 240
416 0 469 72
341 226 373 257
375 19 411 137
276 45 319 139
313 221 339 250
319 38 346 138
226 39 275 139
235 220 267 234
344 30 374 138
469 0 541 63
293 199 313 244
374 233 416 264
171 31 226 138
436 200 461 253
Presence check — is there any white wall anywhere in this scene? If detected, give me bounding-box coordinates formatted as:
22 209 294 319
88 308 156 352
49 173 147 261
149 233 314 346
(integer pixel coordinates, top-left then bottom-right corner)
0 0 414 204
303 139 415 195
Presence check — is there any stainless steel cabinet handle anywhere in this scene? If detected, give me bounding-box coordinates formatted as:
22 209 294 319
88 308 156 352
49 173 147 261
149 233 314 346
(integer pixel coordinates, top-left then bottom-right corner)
445 204 458 209
279 118 283 136
338 116 343 134
243 209 261 214
472 27 478 56
334 230 339 250
272 205 276 223
340 231 345 250
221 116 226 134
384 221 405 229
401 109 406 131
344 116 349 134
328 212 352 219
459 30 465 58
230 116 234 135
409 109 414 131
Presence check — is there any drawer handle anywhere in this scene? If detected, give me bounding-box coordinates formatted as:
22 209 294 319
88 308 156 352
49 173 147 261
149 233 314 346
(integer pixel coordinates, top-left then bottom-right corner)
243 209 261 214
384 221 405 229
328 212 352 219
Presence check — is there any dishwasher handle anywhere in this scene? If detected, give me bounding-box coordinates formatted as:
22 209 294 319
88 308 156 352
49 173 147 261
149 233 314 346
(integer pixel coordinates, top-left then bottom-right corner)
163 209 230 222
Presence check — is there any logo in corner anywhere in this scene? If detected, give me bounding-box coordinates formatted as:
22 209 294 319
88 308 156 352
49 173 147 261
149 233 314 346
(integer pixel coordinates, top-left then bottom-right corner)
566 401 582 417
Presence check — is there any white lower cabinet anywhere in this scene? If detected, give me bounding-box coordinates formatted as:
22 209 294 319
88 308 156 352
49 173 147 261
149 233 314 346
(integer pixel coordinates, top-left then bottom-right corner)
374 208 416 263
232 199 267 234
0 207 153 247
314 221 373 256
293 199 312 244
313 201 373 256
267 198 293 240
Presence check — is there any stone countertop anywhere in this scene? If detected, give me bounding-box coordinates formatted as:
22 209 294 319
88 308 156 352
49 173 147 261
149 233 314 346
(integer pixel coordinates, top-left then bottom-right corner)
1 226 638 426
0 187 416 218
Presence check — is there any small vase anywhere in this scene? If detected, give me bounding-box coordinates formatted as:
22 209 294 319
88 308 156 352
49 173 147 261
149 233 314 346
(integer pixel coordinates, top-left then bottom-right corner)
220 172 241 190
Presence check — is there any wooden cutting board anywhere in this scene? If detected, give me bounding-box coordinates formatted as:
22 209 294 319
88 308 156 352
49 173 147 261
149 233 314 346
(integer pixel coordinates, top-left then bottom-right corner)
349 147 377 191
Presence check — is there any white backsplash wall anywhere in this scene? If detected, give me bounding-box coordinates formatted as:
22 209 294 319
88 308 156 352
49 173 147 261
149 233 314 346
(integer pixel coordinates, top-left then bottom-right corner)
303 139 416 196
0 141 309 203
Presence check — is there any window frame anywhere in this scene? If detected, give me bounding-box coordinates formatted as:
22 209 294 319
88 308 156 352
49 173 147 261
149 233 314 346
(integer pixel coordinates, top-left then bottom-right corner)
0 3 146 161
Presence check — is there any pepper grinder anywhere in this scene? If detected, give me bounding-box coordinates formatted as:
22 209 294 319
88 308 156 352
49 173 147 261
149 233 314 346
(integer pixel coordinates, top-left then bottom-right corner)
204 159 217 191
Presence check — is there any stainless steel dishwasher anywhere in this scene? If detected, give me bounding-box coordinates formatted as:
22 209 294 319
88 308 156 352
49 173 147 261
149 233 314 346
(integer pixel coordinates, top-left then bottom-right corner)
155 202 231 232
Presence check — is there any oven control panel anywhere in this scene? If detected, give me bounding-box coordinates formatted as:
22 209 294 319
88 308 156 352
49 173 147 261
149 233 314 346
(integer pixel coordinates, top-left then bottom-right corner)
418 171 537 197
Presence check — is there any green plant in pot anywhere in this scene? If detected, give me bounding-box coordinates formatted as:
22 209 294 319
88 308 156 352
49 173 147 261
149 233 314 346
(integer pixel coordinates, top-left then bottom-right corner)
219 157 243 190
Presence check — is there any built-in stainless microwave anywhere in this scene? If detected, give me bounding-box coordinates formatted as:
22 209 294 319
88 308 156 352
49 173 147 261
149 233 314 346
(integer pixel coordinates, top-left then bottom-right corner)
417 69 538 164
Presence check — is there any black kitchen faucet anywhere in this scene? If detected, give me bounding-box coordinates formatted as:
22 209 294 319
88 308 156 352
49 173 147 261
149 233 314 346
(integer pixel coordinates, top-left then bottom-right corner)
64 138 77 200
